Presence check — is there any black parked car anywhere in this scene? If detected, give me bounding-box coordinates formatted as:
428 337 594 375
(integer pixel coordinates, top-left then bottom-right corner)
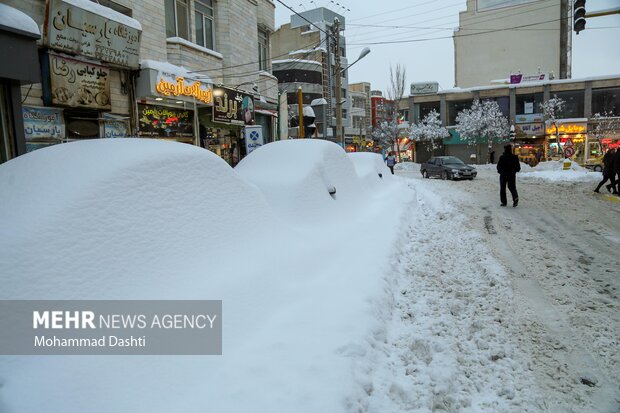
420 156 477 180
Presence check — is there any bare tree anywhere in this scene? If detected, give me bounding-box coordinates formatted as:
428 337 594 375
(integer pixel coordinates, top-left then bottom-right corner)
386 64 407 160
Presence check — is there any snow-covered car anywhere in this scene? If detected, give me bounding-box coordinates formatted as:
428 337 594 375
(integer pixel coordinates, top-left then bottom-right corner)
420 156 477 180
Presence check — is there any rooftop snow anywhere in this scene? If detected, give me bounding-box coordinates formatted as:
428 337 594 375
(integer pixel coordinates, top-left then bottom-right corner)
63 0 142 31
0 4 40 38
140 59 213 83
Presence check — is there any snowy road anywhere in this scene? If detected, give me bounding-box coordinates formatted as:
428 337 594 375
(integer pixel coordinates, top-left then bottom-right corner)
357 167 620 412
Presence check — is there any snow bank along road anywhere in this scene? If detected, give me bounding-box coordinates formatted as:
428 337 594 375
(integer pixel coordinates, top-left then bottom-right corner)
372 166 620 412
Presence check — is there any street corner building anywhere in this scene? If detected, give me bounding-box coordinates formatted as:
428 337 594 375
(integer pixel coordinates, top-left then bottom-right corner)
0 0 280 168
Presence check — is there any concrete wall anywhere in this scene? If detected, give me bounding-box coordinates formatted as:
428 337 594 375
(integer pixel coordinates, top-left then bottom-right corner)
454 0 565 88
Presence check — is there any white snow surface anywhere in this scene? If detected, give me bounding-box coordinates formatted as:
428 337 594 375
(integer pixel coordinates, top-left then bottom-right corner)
0 3 40 36
64 0 142 30
0 139 409 412
1 139 617 412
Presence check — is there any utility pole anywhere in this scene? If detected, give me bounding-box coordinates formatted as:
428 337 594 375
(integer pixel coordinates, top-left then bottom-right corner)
298 86 304 138
333 17 343 147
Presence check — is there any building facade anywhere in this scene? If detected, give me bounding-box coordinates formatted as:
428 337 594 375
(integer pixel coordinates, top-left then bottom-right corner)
0 0 278 166
409 75 620 164
271 7 351 142
454 0 571 88
370 91 394 128
345 82 372 151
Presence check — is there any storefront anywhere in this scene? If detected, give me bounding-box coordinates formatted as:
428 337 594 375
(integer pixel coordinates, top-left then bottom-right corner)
203 86 258 166
21 0 141 153
513 114 545 166
0 4 41 164
135 60 212 149
545 120 591 163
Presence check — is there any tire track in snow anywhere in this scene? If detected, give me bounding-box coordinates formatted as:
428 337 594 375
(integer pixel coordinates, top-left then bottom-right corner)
348 179 545 412
428 168 620 412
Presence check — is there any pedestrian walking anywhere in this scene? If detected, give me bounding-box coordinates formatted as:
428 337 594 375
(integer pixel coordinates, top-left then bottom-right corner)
386 152 396 175
614 147 620 195
594 148 617 194
497 144 521 207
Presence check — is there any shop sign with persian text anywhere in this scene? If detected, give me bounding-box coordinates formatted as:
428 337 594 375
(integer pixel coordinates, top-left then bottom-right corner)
410 82 439 95
47 0 141 69
137 104 194 138
22 106 65 141
545 123 587 135
50 53 111 110
155 73 212 105
212 87 254 125
515 123 544 137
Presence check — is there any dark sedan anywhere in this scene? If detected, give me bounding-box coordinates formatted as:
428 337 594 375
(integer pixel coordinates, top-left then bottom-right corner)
420 156 477 180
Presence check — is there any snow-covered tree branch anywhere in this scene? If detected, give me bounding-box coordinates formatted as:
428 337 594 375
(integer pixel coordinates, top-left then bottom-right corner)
372 119 399 154
409 110 448 151
590 112 620 147
540 96 566 157
455 99 509 162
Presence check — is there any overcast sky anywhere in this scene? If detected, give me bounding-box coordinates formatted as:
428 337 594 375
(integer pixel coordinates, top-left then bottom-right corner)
274 0 620 95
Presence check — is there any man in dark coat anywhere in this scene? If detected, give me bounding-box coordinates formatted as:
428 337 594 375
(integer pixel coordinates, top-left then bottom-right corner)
594 148 617 194
614 148 620 195
497 144 521 207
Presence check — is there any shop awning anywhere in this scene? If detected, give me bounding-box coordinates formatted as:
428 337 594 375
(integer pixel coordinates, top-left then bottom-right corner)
0 4 40 84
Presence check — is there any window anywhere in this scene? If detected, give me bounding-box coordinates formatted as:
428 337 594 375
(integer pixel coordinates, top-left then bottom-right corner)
516 93 543 115
165 0 189 40
447 100 472 126
258 28 269 71
417 102 440 122
553 90 584 118
592 87 620 116
195 0 214 49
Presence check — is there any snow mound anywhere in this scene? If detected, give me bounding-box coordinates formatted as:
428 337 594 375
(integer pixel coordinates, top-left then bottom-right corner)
519 159 600 182
347 152 393 191
394 161 418 171
235 139 364 225
0 139 281 298
533 159 586 172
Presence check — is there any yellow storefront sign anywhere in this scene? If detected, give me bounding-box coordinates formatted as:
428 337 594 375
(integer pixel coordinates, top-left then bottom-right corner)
156 76 213 104
545 123 587 134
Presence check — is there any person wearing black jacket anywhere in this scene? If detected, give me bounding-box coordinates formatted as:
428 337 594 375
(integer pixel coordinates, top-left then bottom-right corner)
594 148 617 194
614 148 620 195
496 144 521 207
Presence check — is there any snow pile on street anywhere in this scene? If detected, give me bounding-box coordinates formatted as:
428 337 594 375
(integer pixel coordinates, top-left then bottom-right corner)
0 138 411 413
347 152 393 191
394 161 418 171
521 159 600 182
349 180 547 412
535 159 586 172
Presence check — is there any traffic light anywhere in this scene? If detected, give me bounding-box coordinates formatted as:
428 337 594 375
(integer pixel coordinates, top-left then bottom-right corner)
574 0 586 34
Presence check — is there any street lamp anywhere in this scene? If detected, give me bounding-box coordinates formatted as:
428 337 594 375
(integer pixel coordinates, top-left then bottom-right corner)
335 47 370 148
233 81 259 93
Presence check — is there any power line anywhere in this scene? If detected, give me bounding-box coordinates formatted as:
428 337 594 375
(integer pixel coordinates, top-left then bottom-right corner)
274 0 334 38
348 15 571 46
348 0 560 45
189 37 323 74
348 0 557 42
